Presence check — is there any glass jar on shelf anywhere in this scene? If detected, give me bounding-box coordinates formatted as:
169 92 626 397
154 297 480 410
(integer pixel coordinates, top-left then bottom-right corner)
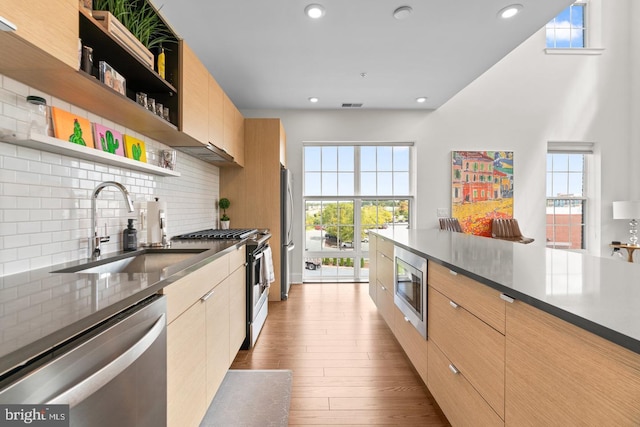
26 96 50 138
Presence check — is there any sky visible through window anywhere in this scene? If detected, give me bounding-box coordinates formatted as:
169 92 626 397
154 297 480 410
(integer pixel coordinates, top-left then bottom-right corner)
546 153 584 197
546 3 585 48
304 146 410 196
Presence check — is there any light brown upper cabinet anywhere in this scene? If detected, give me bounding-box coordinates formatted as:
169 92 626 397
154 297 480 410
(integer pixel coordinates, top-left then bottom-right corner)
0 0 79 69
208 74 224 150
223 93 245 166
180 42 209 144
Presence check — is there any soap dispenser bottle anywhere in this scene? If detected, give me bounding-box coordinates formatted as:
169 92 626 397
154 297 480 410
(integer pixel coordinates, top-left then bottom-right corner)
123 218 137 251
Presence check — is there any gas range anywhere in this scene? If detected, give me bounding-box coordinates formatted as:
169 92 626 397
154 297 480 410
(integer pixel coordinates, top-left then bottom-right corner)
173 228 271 248
174 228 258 240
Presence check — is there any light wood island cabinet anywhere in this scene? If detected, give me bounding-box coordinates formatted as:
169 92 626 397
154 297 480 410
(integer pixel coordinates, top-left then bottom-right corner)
368 234 378 301
428 262 506 424
368 238 640 426
505 300 640 426
163 246 246 427
375 238 395 329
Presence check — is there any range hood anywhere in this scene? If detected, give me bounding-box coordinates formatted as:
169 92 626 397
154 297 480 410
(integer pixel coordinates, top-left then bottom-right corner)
173 143 235 165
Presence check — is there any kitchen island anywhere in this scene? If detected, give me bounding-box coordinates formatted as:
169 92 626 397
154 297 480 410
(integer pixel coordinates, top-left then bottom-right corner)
370 228 640 426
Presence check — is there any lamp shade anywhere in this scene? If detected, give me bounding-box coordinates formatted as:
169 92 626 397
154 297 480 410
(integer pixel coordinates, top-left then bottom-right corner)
612 201 640 219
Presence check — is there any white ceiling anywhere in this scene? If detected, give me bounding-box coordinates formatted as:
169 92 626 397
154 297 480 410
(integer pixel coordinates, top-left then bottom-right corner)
152 0 574 110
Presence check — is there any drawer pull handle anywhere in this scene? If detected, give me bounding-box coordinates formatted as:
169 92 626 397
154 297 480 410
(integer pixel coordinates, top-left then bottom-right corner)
448 364 460 375
448 270 458 276
200 289 215 302
404 316 411 323
500 293 515 303
449 300 459 309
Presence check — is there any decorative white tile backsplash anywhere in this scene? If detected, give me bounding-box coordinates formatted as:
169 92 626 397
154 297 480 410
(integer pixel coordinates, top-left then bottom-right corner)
0 73 220 276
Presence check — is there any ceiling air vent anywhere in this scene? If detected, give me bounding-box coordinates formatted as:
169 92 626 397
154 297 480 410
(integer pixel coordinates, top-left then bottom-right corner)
341 103 363 108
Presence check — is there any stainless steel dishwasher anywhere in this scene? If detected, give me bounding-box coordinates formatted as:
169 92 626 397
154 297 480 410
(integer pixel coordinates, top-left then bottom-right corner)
0 294 167 427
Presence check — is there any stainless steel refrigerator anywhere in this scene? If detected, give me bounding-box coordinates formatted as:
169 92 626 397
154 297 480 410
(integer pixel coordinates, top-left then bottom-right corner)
281 167 294 300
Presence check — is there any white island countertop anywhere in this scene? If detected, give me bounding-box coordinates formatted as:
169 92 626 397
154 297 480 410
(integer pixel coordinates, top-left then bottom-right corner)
372 228 640 354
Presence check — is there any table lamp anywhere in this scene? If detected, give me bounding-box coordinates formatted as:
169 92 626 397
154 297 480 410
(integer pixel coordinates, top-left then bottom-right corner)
613 201 640 246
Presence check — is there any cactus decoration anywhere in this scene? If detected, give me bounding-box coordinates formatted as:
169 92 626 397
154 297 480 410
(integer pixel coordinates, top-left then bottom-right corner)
100 130 120 154
132 142 142 160
68 119 87 146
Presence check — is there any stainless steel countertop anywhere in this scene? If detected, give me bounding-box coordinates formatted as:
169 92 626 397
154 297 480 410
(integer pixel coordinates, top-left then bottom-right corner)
0 239 245 377
372 228 640 355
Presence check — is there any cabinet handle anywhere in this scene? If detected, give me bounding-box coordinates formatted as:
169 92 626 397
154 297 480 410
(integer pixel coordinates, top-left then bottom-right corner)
380 253 386 259
448 270 458 276
449 300 459 309
380 285 386 291
403 316 411 323
200 289 215 302
500 293 515 303
448 364 460 375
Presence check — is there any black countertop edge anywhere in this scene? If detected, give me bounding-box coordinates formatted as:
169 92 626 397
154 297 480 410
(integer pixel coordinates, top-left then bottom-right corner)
0 240 247 379
392 242 640 356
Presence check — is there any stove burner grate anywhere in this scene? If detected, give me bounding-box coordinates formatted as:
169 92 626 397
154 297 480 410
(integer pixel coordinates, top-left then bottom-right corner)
174 228 258 240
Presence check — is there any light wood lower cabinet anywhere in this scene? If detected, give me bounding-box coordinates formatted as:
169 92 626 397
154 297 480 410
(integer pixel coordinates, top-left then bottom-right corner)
368 240 640 426
428 341 503 427
368 234 378 302
393 305 428 384
167 299 207 427
429 286 505 419
229 265 247 359
164 249 247 427
375 249 395 329
205 276 230 403
505 300 640 426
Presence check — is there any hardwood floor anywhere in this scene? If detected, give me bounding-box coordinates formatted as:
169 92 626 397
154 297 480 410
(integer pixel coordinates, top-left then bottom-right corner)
231 282 450 426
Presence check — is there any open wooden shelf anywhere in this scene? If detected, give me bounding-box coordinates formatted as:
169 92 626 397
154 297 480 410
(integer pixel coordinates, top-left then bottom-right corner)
0 130 180 177
0 18 202 151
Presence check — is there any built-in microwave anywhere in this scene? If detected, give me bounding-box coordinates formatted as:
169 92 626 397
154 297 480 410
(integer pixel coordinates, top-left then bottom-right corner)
394 246 428 339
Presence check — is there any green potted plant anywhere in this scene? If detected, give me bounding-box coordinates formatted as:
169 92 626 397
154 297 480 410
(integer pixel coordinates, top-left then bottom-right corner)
219 197 231 229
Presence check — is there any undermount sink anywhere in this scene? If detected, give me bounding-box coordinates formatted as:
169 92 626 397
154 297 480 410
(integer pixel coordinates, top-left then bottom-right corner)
52 251 206 274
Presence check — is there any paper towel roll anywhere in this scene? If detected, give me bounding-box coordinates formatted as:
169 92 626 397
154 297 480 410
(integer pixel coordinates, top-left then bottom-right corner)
147 199 167 245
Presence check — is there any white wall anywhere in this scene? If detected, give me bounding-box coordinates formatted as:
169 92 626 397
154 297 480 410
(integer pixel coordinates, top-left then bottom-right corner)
245 0 637 283
0 75 220 277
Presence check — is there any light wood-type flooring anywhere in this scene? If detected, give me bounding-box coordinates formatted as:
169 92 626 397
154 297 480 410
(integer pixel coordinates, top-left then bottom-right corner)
231 282 450 426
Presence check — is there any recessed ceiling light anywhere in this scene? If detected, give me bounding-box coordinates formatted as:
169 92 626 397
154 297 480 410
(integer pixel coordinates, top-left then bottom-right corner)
305 4 325 19
393 6 413 20
498 4 523 19
308 97 319 103
416 97 427 103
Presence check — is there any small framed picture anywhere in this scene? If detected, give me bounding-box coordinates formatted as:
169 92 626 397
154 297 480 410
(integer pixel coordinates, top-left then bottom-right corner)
99 61 126 96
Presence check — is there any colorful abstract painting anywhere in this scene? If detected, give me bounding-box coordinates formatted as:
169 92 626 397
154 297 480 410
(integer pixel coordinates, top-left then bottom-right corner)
451 151 513 237
123 134 147 162
51 107 95 148
93 124 124 156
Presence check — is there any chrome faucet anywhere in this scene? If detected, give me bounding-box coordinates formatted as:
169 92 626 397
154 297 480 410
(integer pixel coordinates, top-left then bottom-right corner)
91 181 135 257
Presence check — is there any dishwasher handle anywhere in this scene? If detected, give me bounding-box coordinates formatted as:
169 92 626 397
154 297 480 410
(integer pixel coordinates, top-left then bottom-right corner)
47 313 166 408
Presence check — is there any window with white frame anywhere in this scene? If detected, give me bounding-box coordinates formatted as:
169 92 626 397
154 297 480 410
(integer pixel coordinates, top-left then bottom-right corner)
303 144 413 282
546 2 587 48
546 143 593 250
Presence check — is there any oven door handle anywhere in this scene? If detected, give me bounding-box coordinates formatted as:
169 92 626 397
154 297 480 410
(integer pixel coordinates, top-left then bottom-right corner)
47 313 166 408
